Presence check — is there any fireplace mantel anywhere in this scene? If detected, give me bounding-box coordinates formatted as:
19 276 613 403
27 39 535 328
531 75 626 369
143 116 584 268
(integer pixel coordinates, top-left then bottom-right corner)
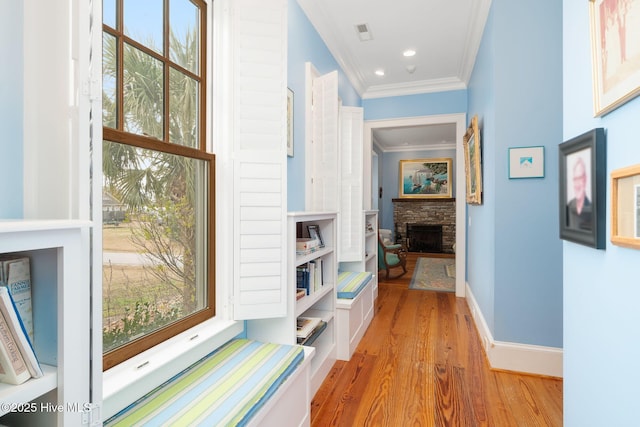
392 198 455 203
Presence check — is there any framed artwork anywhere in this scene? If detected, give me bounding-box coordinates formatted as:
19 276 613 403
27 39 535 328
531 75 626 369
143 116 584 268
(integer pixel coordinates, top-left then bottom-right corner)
508 146 545 179
306 224 324 247
558 128 606 249
611 164 640 249
463 115 482 204
589 0 640 116
398 158 452 199
287 88 294 157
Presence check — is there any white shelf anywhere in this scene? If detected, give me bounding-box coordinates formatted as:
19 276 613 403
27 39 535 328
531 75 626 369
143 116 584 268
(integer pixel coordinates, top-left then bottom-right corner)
296 285 334 317
0 365 57 414
0 222 91 426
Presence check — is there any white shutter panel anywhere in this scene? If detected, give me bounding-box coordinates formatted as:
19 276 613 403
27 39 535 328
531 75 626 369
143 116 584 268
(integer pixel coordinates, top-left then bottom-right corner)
232 0 288 319
338 107 364 262
310 71 339 211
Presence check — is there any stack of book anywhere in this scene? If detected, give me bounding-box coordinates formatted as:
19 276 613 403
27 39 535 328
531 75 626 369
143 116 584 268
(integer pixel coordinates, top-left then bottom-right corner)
0 256 43 385
296 316 327 346
295 237 321 255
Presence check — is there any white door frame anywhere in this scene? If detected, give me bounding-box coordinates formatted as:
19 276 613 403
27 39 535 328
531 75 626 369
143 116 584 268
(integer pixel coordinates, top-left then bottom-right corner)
363 113 466 297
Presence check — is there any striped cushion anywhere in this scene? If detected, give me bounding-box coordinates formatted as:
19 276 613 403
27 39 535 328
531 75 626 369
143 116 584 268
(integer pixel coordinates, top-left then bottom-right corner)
105 339 304 427
337 271 372 299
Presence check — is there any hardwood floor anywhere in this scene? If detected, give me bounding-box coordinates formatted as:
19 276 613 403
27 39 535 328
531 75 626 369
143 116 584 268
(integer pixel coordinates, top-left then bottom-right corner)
311 253 563 426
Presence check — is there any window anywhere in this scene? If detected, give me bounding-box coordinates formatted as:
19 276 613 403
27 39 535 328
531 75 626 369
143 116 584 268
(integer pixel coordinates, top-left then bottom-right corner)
102 0 212 370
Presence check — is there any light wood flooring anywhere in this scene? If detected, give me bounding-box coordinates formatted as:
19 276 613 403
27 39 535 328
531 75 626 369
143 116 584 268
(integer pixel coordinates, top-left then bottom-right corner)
311 253 563 426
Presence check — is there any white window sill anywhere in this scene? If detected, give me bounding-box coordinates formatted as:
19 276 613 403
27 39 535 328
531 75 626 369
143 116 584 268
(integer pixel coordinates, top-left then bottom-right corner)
102 317 243 420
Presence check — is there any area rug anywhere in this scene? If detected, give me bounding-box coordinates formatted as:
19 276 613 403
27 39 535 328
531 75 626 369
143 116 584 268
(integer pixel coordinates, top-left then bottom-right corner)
409 257 455 292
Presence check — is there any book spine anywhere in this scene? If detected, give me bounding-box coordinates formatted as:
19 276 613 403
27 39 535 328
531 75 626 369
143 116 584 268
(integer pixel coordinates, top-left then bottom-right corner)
0 287 43 378
2 257 33 342
0 310 30 385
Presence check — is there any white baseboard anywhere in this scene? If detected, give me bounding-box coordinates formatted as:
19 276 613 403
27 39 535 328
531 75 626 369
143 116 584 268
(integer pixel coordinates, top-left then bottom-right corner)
465 282 563 378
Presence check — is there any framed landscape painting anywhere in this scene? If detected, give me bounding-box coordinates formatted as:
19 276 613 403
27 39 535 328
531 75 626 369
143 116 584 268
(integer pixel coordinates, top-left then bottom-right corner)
398 158 452 199
463 115 482 204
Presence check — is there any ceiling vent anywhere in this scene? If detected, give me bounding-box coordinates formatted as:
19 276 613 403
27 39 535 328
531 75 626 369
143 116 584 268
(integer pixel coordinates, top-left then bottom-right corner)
355 23 373 41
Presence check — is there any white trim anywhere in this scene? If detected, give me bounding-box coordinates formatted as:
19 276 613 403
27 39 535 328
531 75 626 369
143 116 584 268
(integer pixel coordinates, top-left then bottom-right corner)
304 62 319 210
362 78 467 100
364 113 466 298
465 283 563 378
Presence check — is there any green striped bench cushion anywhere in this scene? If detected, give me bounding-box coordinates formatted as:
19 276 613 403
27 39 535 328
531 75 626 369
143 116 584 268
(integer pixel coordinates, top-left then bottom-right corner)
105 339 305 427
337 271 372 299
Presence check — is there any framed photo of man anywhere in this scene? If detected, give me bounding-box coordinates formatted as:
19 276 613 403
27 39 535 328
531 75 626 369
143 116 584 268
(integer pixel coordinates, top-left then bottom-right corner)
559 128 606 249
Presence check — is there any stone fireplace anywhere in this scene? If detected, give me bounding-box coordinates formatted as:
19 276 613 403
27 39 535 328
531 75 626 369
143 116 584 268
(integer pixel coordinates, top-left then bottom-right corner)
393 198 455 253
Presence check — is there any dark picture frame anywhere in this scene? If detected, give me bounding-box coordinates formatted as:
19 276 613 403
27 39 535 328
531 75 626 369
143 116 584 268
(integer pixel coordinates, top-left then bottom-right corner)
307 224 324 247
558 128 606 249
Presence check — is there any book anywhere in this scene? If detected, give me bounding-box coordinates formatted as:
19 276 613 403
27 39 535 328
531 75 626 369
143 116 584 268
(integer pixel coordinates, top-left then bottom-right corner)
296 288 306 300
0 310 30 385
0 287 43 379
297 321 327 346
296 238 320 252
0 257 33 342
296 316 322 340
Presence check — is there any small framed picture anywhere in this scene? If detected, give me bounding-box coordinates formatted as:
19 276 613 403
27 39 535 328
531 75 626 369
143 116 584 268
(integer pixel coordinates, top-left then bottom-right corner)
307 224 324 247
508 146 545 179
611 164 640 249
287 88 294 157
558 128 606 249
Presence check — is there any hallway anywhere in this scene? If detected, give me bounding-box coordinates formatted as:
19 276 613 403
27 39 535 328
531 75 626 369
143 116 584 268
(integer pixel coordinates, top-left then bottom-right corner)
311 253 563 426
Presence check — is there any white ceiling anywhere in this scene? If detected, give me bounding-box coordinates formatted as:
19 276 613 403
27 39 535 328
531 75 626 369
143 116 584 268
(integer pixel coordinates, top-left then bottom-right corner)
296 0 491 152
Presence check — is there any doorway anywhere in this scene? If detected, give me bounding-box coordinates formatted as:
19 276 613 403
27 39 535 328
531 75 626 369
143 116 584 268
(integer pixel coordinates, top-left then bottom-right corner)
363 113 466 297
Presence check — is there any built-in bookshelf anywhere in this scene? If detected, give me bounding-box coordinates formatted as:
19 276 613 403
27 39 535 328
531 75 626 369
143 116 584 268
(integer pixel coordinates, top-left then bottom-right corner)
0 220 92 426
247 212 337 396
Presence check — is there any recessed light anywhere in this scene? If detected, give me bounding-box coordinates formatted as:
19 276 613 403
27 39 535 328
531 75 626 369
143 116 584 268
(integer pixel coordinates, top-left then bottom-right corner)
375 69 385 77
403 49 416 57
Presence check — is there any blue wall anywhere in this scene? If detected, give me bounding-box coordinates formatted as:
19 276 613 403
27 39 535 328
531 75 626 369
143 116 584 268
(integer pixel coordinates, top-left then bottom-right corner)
564 0 640 425
0 1 24 218
363 91 467 121
467 0 563 347
287 0 361 211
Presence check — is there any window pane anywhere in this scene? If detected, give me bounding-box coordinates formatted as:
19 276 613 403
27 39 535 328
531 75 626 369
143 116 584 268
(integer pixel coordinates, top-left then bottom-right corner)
102 141 209 353
103 0 116 29
170 0 200 74
169 68 198 147
103 32 117 129
124 0 163 54
123 43 164 139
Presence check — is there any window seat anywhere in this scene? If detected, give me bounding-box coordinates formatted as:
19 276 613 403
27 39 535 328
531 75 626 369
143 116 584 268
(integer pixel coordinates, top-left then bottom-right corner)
336 271 375 361
104 338 311 427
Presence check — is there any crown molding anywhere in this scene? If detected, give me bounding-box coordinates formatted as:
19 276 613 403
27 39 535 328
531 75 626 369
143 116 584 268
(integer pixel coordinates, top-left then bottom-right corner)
362 77 467 99
459 0 492 84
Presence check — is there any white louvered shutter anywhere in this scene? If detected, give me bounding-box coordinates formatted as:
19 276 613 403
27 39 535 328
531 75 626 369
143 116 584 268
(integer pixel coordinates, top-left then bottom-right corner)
338 106 364 261
309 71 339 212
232 0 288 319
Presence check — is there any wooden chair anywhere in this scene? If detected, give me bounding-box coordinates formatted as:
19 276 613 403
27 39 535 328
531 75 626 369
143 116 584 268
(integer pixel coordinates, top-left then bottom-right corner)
378 233 407 280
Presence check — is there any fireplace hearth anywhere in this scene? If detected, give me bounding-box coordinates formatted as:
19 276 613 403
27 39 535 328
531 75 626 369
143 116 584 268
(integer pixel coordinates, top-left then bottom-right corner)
406 224 443 253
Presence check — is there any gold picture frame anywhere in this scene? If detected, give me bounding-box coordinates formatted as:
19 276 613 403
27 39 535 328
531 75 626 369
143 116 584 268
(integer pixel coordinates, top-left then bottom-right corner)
589 0 640 116
611 164 640 249
398 158 452 199
463 115 482 205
